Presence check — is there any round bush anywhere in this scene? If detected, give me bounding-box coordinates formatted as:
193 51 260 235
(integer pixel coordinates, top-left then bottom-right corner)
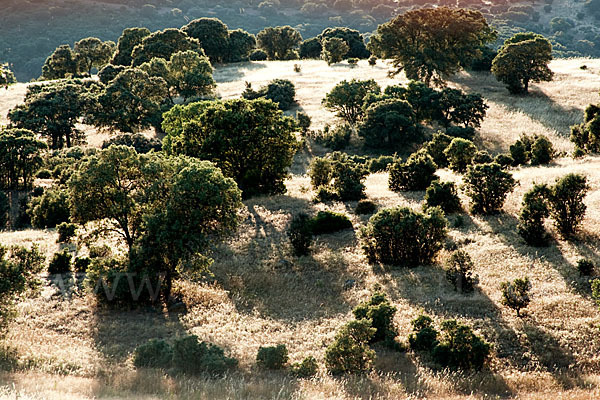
424 181 461 214
290 356 318 377
362 206 447 266
530 135 554 165
48 249 72 274
389 150 437 192
256 344 288 370
133 339 173 369
56 222 77 243
355 200 377 215
310 211 353 235
249 49 268 61
172 335 237 375
444 138 477 173
102 133 162 154
288 213 313 256
464 163 516 215
28 188 70 228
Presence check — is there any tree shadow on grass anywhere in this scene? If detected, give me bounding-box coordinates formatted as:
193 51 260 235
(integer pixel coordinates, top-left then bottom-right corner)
209 195 357 322
452 71 583 137
213 61 268 84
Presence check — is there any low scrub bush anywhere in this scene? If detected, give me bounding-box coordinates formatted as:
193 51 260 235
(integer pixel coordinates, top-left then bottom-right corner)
444 138 477 173
355 200 377 215
73 257 91 273
48 249 72 274
315 124 352 150
172 335 237 375
445 126 476 140
133 339 173 369
310 211 352 235
368 155 394 173
472 150 493 165
296 111 311 134
530 135 554 165
290 356 318 377
577 259 595 276
28 188 70 228
249 49 268 61
517 184 551 246
362 206 447 267
256 344 288 370
547 173 588 238
445 250 477 293
500 277 531 317
325 319 376 375
288 213 313 256
464 163 516 215
424 181 461 214
509 136 532 166
56 222 77 243
352 292 398 346
425 132 452 168
431 320 490 370
494 153 514 167
242 79 296 110
408 315 439 352
309 153 368 201
388 150 437 192
102 133 162 154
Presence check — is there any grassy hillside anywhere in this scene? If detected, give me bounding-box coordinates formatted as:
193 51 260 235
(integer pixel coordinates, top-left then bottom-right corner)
2 58 600 399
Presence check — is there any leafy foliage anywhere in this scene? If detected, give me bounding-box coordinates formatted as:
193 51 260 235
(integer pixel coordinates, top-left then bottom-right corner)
500 277 531 317
325 319 376 375
288 213 313 257
28 187 70 229
163 98 298 197
547 173 588 238
102 134 162 154
308 153 368 201
112 27 151 66
352 292 398 345
518 184 551 246
408 315 439 352
445 250 477 293
172 335 237 375
242 79 296 111
322 79 381 125
444 138 477 173
131 28 202 67
425 181 461 214
431 320 491 370
358 99 417 149
362 206 447 267
309 211 352 235
48 249 72 274
56 222 77 243
0 128 46 190
389 150 437 192
257 26 302 60
290 356 318 378
355 200 377 215
256 344 288 370
133 339 173 369
464 163 517 215
321 37 349 65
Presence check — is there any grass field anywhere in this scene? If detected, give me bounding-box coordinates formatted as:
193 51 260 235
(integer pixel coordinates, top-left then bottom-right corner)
2 58 600 399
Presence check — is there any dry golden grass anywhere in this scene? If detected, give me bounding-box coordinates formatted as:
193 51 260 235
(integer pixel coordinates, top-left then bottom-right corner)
3 59 600 399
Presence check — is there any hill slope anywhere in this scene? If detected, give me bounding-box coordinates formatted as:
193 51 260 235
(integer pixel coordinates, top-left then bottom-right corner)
2 59 600 399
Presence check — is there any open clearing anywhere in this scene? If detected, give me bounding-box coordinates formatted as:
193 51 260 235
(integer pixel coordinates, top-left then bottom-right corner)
2 59 600 399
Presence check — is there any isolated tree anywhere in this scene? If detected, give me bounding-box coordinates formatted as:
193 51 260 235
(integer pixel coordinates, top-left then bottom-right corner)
74 37 114 75
321 37 350 65
8 81 87 148
0 128 46 190
492 33 553 94
518 184 551 246
359 99 416 148
318 27 370 59
464 163 517 215
368 7 495 86
0 63 16 86
444 138 477 173
500 277 531 317
91 68 168 133
131 28 203 67
256 26 303 60
322 79 381 124
168 50 215 101
112 27 151 66
41 44 79 79
227 29 257 62
183 18 230 63
162 98 298 197
547 173 588 238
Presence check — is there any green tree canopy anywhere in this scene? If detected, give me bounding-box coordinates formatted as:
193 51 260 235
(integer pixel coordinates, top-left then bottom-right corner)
9 81 89 148
0 63 16 86
257 26 303 60
183 18 230 63
162 98 299 197
74 37 114 75
368 7 496 86
112 27 151 66
321 37 350 65
491 32 554 94
226 29 257 63
322 79 381 124
358 98 416 148
318 27 370 59
0 128 46 190
90 68 168 133
131 28 203 67
41 44 79 80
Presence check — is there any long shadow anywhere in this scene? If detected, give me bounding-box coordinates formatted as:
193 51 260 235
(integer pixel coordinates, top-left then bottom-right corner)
209 194 356 322
451 71 583 137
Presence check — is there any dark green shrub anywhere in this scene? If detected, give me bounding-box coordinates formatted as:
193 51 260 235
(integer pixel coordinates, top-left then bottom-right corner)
408 315 439 352
36 169 52 179
445 250 476 293
316 124 352 150
0 192 8 230
517 184 551 246
73 257 91 273
309 153 368 201
388 150 437 192
290 356 318 377
425 132 452 168
133 339 173 369
324 319 376 375
348 58 359 65
444 138 477 173
28 188 70 228
310 211 352 235
500 277 531 317
355 200 377 215
530 135 554 165
249 49 268 61
296 111 311 134
547 173 588 238
494 153 514 167
352 292 398 345
102 133 162 154
242 79 296 110
509 136 532 166
288 213 313 256
431 320 490 370
48 249 72 274
256 344 288 370
577 259 595 276
362 206 447 267
172 335 237 375
56 222 77 243
464 163 517 215
424 181 461 214
309 157 332 188
368 155 394 173
571 103 600 154
472 150 493 165
358 99 417 149
445 126 476 140
368 56 377 66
